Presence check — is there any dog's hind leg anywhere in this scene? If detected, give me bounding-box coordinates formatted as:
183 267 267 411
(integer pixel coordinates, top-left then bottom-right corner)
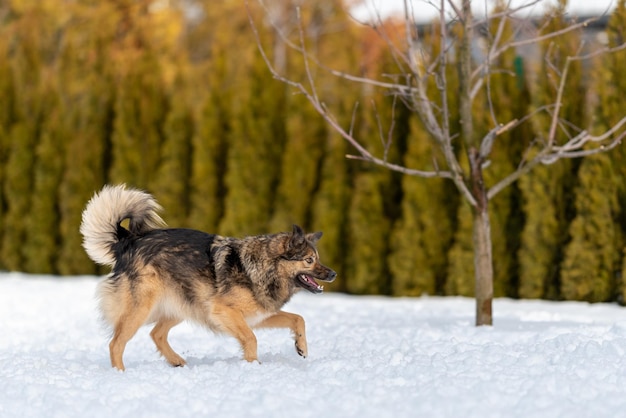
150 318 186 367
110 309 152 371
108 283 158 371
254 311 308 358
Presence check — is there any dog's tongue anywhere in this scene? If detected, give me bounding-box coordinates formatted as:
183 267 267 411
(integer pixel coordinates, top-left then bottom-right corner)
300 274 323 294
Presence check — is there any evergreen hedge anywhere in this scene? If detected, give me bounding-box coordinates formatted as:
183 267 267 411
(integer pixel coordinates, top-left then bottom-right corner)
0 0 625 302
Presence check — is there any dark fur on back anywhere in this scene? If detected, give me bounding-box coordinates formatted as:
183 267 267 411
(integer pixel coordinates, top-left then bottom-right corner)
111 228 303 311
80 184 336 370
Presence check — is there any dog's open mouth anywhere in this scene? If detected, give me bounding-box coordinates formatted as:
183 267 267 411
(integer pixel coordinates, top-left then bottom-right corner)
297 274 324 294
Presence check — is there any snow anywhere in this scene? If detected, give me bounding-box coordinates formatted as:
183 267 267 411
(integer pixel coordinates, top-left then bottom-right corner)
3 273 626 417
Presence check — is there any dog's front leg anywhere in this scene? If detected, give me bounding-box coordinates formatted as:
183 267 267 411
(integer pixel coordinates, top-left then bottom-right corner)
211 304 258 362
255 311 307 358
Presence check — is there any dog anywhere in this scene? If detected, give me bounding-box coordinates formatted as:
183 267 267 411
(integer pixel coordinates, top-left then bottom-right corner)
80 184 336 370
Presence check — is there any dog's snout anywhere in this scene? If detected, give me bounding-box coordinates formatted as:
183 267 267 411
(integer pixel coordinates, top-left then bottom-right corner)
327 270 337 282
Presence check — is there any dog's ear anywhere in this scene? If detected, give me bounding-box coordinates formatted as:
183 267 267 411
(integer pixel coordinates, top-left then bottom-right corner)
292 224 304 237
306 231 323 244
286 225 307 256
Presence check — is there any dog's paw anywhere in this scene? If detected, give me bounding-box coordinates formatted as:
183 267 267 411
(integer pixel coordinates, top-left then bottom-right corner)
295 342 307 358
244 354 260 363
168 358 187 368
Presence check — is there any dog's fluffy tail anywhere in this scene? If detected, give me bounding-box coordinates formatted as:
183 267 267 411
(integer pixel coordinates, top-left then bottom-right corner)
80 184 165 267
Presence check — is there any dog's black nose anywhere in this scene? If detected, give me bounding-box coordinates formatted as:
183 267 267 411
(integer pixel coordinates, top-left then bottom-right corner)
327 270 337 282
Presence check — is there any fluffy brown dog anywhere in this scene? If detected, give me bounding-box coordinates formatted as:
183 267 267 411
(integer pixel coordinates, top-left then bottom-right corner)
80 184 336 370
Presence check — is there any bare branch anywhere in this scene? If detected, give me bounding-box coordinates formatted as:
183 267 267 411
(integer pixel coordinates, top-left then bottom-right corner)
252 0 625 212
489 115 626 200
348 101 359 138
487 157 539 200
371 100 387 160
443 0 477 207
479 119 518 160
257 0 414 96
346 154 455 178
546 56 572 149
543 43 561 84
569 41 626 62
446 0 462 21
328 68 413 92
438 1 452 144
384 95 400 163
473 15 599 80
350 3 414 78
295 7 319 106
470 77 484 101
503 16 595 51
541 117 626 162
482 14 507 125
470 0 545 28
247 0 455 182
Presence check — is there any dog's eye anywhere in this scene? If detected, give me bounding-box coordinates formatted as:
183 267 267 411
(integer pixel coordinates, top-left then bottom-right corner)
304 257 314 264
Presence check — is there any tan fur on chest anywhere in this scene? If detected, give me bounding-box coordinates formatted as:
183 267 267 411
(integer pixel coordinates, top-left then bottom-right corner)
212 286 273 327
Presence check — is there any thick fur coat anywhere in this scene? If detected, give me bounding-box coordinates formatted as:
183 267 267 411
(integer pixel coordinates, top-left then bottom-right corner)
80 184 336 370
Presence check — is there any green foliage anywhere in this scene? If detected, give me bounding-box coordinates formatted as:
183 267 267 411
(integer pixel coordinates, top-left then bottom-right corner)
109 52 167 189
153 82 193 228
0 126 6 271
445 202 475 297
518 4 586 299
305 34 356 291
55 2 116 275
57 111 110 275
309 130 351 292
561 154 621 301
2 124 36 271
389 117 457 296
269 94 326 232
517 165 564 299
0 4 55 272
23 85 64 273
0 0 624 305
592 0 626 302
0 39 14 270
0 39 14 130
342 61 403 295
187 54 230 233
345 171 391 294
219 47 287 237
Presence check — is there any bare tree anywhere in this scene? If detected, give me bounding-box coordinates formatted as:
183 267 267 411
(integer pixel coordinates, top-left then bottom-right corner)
249 0 626 325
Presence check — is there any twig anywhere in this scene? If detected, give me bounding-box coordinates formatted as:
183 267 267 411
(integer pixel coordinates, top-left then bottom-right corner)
479 119 518 160
474 15 599 79
295 7 319 106
247 0 455 182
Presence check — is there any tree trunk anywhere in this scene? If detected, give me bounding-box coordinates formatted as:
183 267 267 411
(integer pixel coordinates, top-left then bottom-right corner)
473 204 494 325
457 0 492 325
470 149 494 326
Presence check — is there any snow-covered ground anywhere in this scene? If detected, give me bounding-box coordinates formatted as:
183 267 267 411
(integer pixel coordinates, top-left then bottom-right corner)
3 272 626 417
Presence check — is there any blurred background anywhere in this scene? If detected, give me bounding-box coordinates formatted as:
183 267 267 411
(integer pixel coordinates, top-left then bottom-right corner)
0 0 625 303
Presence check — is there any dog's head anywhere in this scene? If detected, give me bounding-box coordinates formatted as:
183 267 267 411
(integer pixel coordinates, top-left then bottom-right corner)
283 224 336 294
